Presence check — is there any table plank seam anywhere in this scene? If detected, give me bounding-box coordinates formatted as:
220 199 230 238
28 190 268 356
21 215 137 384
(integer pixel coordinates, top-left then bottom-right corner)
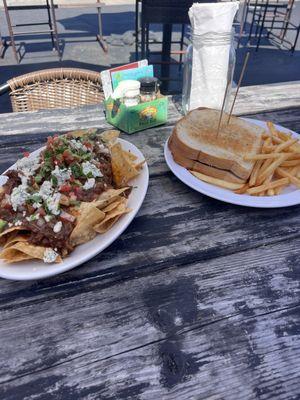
0 231 299 315
1 302 299 387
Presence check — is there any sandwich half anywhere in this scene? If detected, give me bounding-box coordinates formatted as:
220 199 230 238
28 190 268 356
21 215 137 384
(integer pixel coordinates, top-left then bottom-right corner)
169 108 264 183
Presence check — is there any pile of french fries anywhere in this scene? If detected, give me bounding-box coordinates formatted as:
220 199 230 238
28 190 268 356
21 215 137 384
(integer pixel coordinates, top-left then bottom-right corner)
237 121 300 196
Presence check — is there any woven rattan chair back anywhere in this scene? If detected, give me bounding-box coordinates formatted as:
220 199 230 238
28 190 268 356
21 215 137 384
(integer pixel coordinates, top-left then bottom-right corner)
8 68 104 113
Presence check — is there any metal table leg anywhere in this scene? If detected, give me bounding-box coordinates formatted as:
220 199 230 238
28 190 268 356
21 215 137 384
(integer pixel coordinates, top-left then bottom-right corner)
49 0 61 60
161 23 172 93
96 2 108 53
2 0 19 63
0 31 8 59
256 0 269 51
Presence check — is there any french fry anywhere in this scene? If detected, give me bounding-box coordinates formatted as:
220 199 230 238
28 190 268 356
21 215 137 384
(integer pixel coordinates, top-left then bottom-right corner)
189 170 244 190
234 183 249 194
263 137 272 150
267 121 278 136
280 160 300 167
267 188 275 196
290 166 299 176
274 186 284 195
256 153 290 186
262 133 283 144
276 167 300 188
247 177 289 195
277 130 293 142
249 160 263 187
275 138 298 153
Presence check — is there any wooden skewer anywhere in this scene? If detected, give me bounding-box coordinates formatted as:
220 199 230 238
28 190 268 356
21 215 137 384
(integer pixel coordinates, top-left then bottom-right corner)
216 79 231 137
227 51 250 125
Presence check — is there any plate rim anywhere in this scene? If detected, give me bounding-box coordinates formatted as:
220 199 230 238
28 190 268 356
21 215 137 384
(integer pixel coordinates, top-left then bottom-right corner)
164 118 300 209
0 138 149 281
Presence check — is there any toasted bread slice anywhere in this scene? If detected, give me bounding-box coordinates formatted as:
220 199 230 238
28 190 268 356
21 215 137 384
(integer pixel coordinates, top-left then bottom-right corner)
169 108 264 180
171 146 245 184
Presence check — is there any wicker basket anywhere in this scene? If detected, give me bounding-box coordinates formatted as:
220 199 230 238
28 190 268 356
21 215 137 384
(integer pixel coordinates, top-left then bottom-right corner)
8 68 104 113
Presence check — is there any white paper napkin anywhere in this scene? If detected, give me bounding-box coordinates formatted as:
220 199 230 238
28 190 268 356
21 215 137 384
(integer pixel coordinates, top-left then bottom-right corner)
188 2 239 111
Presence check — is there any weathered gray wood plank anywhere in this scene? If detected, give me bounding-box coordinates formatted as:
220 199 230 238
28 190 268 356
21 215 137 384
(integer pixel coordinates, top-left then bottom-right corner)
0 108 300 302
0 239 299 399
0 81 299 136
0 89 300 399
1 171 300 305
0 107 299 180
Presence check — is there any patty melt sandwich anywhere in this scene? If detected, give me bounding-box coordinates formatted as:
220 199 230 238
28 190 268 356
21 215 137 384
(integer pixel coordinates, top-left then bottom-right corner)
169 108 265 184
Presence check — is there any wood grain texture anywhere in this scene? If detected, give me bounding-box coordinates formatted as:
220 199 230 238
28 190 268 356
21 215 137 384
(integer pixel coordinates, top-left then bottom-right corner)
0 240 299 399
0 81 299 136
0 88 300 399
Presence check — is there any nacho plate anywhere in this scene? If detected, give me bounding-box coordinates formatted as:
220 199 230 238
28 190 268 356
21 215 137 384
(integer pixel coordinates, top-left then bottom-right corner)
0 138 148 281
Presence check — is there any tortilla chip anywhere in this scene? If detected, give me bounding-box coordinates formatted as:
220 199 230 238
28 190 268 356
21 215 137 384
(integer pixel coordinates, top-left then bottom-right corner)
101 197 124 213
70 203 105 246
69 128 97 138
134 159 146 171
94 201 132 233
93 188 129 210
0 226 27 247
100 130 120 144
0 242 62 263
0 249 32 263
0 226 24 238
123 150 138 162
4 233 30 249
111 143 140 187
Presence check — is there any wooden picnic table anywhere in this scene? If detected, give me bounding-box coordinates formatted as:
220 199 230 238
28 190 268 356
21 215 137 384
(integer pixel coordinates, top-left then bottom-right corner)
0 81 300 399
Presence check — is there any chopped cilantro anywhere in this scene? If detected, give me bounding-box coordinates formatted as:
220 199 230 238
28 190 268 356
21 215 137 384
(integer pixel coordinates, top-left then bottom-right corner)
51 175 58 187
30 194 42 204
44 149 52 160
71 164 83 178
0 219 7 232
35 173 43 184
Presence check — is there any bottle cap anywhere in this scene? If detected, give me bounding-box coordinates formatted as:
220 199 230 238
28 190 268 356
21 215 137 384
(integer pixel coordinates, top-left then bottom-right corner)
138 77 159 92
112 80 141 99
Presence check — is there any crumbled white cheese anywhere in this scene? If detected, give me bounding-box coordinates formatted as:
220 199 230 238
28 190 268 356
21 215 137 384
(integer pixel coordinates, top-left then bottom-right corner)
82 161 103 178
97 143 110 154
70 139 88 152
16 154 40 176
83 178 95 191
44 215 52 222
38 181 61 216
43 248 59 263
8 223 13 227
52 166 71 186
32 202 42 209
39 181 53 200
14 220 22 226
53 221 62 233
45 192 61 216
22 211 26 217
20 175 28 186
16 154 40 186
10 184 30 211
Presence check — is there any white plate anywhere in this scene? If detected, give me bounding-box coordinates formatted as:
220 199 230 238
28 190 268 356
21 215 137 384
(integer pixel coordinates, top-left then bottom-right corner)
0 138 149 281
164 118 300 208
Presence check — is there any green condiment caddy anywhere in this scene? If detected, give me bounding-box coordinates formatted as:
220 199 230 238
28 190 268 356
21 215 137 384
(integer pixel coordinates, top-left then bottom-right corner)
104 95 168 134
